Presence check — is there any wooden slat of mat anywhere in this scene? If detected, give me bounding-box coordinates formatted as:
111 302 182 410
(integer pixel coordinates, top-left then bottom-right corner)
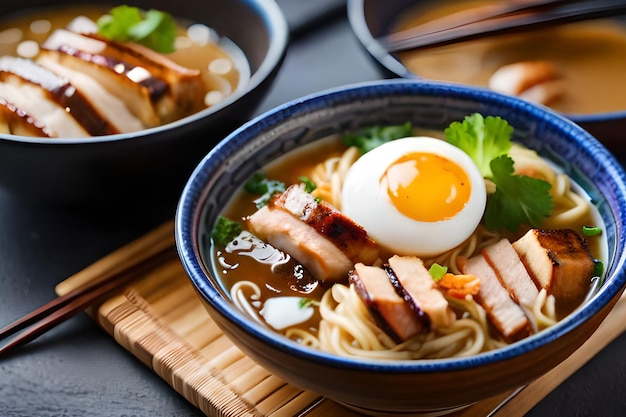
55 222 626 417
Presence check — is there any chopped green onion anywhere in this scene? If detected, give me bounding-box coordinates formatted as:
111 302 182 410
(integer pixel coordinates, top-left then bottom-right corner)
299 298 320 309
593 259 605 279
428 263 448 281
582 225 603 237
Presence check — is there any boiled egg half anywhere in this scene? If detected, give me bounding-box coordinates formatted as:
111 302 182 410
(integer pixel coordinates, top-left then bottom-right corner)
341 137 486 256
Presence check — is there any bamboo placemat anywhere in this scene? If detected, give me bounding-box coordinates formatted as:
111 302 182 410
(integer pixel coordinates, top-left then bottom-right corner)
56 221 626 417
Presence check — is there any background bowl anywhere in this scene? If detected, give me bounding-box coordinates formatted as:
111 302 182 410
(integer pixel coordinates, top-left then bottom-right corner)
176 79 626 415
347 0 626 146
0 0 288 209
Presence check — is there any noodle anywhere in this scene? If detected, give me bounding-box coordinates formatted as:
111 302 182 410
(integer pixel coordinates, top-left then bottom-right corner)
533 289 557 329
311 146 359 209
219 132 597 362
510 144 590 228
285 138 569 359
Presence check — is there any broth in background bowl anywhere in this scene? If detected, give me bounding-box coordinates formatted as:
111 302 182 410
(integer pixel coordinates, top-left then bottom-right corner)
347 0 626 146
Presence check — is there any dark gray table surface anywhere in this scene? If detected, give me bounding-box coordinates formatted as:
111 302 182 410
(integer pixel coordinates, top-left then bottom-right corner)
2 1 626 416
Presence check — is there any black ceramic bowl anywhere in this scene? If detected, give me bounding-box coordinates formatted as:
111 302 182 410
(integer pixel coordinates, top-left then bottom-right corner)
347 0 626 146
0 0 288 208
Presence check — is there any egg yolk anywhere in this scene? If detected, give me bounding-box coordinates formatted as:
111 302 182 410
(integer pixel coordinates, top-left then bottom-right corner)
381 152 472 222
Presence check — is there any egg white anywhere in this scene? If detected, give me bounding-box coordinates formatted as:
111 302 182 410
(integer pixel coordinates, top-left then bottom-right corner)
341 137 487 257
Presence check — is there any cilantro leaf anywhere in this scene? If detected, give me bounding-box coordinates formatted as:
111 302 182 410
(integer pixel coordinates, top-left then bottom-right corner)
484 155 554 231
211 216 243 247
444 113 513 178
342 122 412 155
244 173 286 208
97 5 176 53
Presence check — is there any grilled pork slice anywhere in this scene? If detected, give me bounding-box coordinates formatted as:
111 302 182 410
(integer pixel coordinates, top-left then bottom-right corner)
41 29 205 127
0 72 88 138
460 255 531 342
483 238 539 308
247 184 379 281
512 229 595 302
82 32 206 113
247 207 352 281
36 55 144 134
0 56 117 136
350 263 429 342
276 184 379 262
0 98 53 137
387 255 455 328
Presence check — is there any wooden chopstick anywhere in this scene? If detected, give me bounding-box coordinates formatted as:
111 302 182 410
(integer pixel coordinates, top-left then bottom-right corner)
379 0 626 53
0 221 178 358
390 0 573 40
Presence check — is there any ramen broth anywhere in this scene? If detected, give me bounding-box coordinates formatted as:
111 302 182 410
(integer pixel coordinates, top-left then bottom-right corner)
390 0 626 115
0 5 246 121
209 131 606 340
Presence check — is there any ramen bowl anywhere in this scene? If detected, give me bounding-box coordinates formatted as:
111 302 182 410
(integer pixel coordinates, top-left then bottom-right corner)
347 0 626 146
0 0 287 208
175 79 626 415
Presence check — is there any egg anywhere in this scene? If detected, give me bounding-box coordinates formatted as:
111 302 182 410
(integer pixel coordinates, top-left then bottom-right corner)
341 137 486 256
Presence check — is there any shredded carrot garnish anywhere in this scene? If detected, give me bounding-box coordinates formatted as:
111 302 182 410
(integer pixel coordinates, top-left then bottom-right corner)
437 273 480 299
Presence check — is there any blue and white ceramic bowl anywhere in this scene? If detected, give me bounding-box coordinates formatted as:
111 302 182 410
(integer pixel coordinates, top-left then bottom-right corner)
176 79 626 416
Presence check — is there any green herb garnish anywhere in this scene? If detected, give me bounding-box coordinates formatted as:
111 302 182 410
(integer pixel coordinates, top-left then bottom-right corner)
211 216 243 247
299 298 320 309
244 173 286 208
483 155 554 231
593 259 605 279
444 113 513 178
582 225 603 237
445 113 554 232
97 5 176 53
342 122 412 155
298 176 317 193
428 263 448 281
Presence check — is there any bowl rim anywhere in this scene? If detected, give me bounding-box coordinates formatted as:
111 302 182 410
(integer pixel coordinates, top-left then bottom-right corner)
345 0 626 124
176 78 626 373
0 0 289 145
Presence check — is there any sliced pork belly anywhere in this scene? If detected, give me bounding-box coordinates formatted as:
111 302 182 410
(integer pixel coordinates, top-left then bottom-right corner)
0 56 117 136
82 32 206 112
512 229 595 302
37 55 144 134
350 263 428 342
482 238 539 308
247 184 379 281
460 255 531 342
0 74 88 138
246 205 354 282
274 184 379 263
0 98 53 137
387 255 455 328
41 29 205 126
